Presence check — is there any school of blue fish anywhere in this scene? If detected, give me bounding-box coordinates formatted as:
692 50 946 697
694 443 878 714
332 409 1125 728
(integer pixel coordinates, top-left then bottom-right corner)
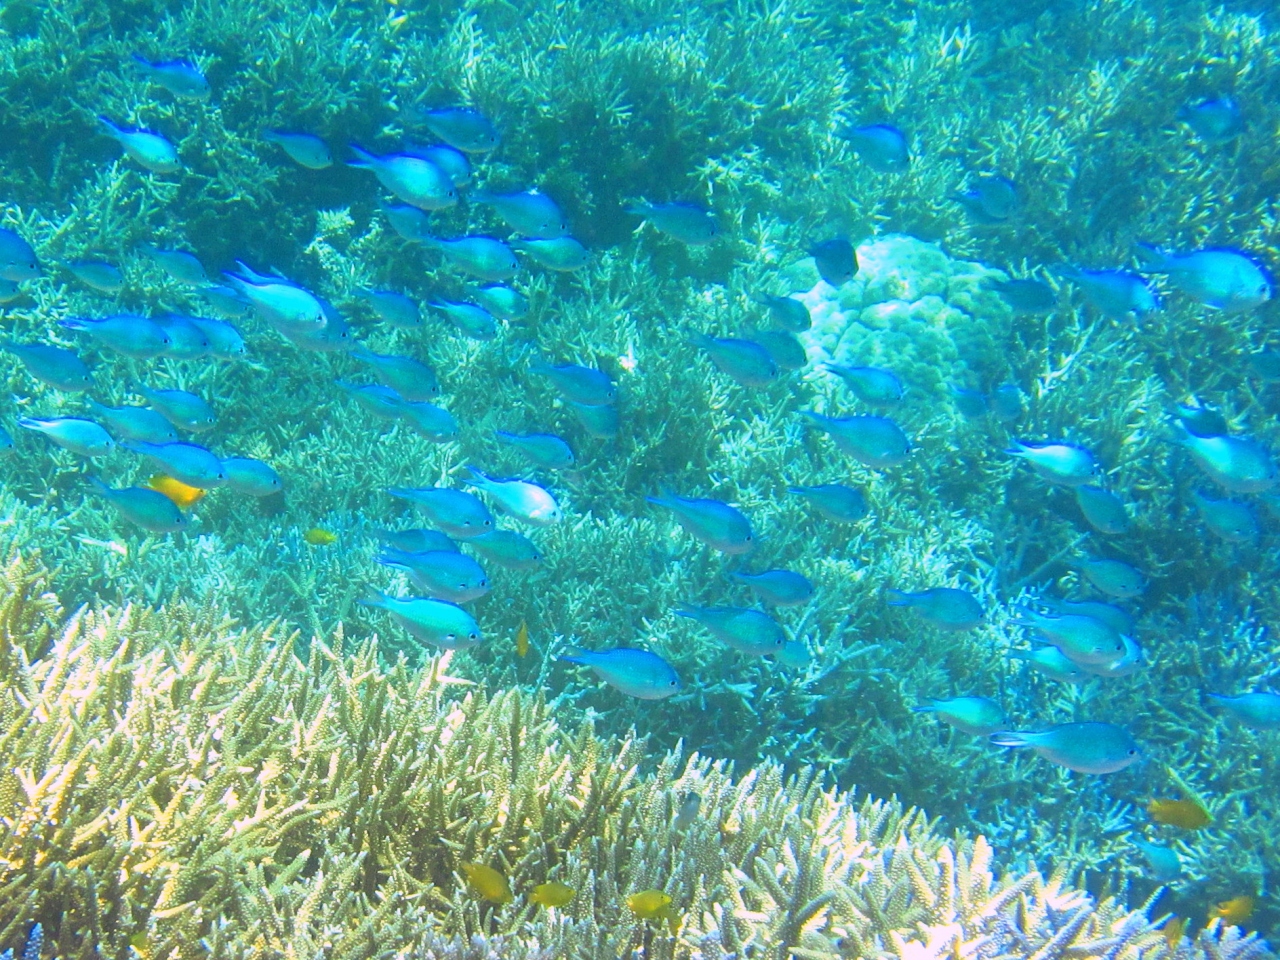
3 43 1280 917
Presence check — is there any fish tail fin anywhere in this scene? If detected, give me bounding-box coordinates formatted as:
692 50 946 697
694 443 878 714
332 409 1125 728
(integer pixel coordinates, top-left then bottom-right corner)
558 646 589 665
910 703 938 714
470 190 494 204
14 416 45 431
686 331 714 349
464 464 491 485
884 589 912 607
1007 604 1037 627
87 476 111 495
988 731 1030 749
1133 242 1170 271
671 603 699 620
1205 694 1229 707
58 318 89 332
357 590 389 610
494 430 516 445
96 115 121 137
347 143 377 168
624 201 651 216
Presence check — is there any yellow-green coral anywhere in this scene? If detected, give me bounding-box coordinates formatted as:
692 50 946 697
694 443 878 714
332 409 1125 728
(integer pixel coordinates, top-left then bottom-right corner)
0 553 1272 959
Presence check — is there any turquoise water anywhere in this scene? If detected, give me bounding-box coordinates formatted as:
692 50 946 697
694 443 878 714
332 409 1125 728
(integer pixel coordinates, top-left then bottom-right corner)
1 0 1278 948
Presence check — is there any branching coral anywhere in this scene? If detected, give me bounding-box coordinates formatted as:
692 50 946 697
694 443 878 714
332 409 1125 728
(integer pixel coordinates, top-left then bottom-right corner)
0 554 1274 959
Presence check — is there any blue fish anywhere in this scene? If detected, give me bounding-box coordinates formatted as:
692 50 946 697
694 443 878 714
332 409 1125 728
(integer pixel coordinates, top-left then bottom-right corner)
85 400 178 443
337 381 402 420
0 228 39 281
810 238 857 286
1135 243 1271 313
263 131 332 169
751 330 807 371
59 315 170 359
732 569 814 607
755 293 811 332
569 400 619 439
155 314 211 360
422 236 519 281
89 477 187 533
689 333 778 387
3 341 92 391
358 290 421 329
378 199 432 241
511 237 589 272
377 547 490 603
351 348 441 401
838 123 910 172
953 175 1019 223
132 54 210 100
469 284 528 320
473 189 568 239
98 117 181 173
387 487 494 538
405 143 472 186
1074 485 1130 535
66 260 123 294
429 300 497 340
135 385 216 432
559 647 681 700
1058 267 1158 319
1207 692 1280 730
627 202 719 245
530 361 616 405
801 411 910 467
0 278 19 304
912 697 1008 736
886 588 984 630
989 384 1024 422
1174 400 1228 439
1132 840 1182 883
416 107 500 153
359 590 482 649
646 491 754 554
1177 97 1242 142
465 529 543 570
950 385 989 419
140 245 209 286
990 722 1142 774
17 416 114 457
823 364 903 404
788 483 868 522
496 431 575 470
348 144 456 210
376 528 458 554
124 440 227 488
199 284 251 319
395 399 459 443
674 604 786 656
989 277 1055 314
221 457 282 496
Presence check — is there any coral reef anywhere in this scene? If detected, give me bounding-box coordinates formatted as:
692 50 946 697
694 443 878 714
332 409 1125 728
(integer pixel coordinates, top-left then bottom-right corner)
0 0 1278 943
0 553 1271 959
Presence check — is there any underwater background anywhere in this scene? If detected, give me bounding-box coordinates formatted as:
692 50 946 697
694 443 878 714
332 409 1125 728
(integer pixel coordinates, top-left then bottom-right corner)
1 0 1279 954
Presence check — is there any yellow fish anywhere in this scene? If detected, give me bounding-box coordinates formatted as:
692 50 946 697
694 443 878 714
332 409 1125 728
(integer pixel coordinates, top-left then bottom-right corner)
303 527 338 546
147 474 206 510
1147 797 1212 830
1209 895 1255 927
530 880 575 907
1162 917 1186 949
516 619 529 658
461 862 512 904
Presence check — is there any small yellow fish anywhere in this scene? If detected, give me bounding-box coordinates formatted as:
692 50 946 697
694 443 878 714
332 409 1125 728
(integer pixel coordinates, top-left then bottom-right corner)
303 527 338 546
530 880 575 907
147 474 206 510
627 889 672 920
1209 895 1255 927
1162 917 1186 948
1147 797 1212 830
516 619 529 658
461 862 512 904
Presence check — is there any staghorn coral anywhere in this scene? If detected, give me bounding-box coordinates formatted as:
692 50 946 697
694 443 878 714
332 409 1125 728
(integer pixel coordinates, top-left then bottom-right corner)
0 552 1273 959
